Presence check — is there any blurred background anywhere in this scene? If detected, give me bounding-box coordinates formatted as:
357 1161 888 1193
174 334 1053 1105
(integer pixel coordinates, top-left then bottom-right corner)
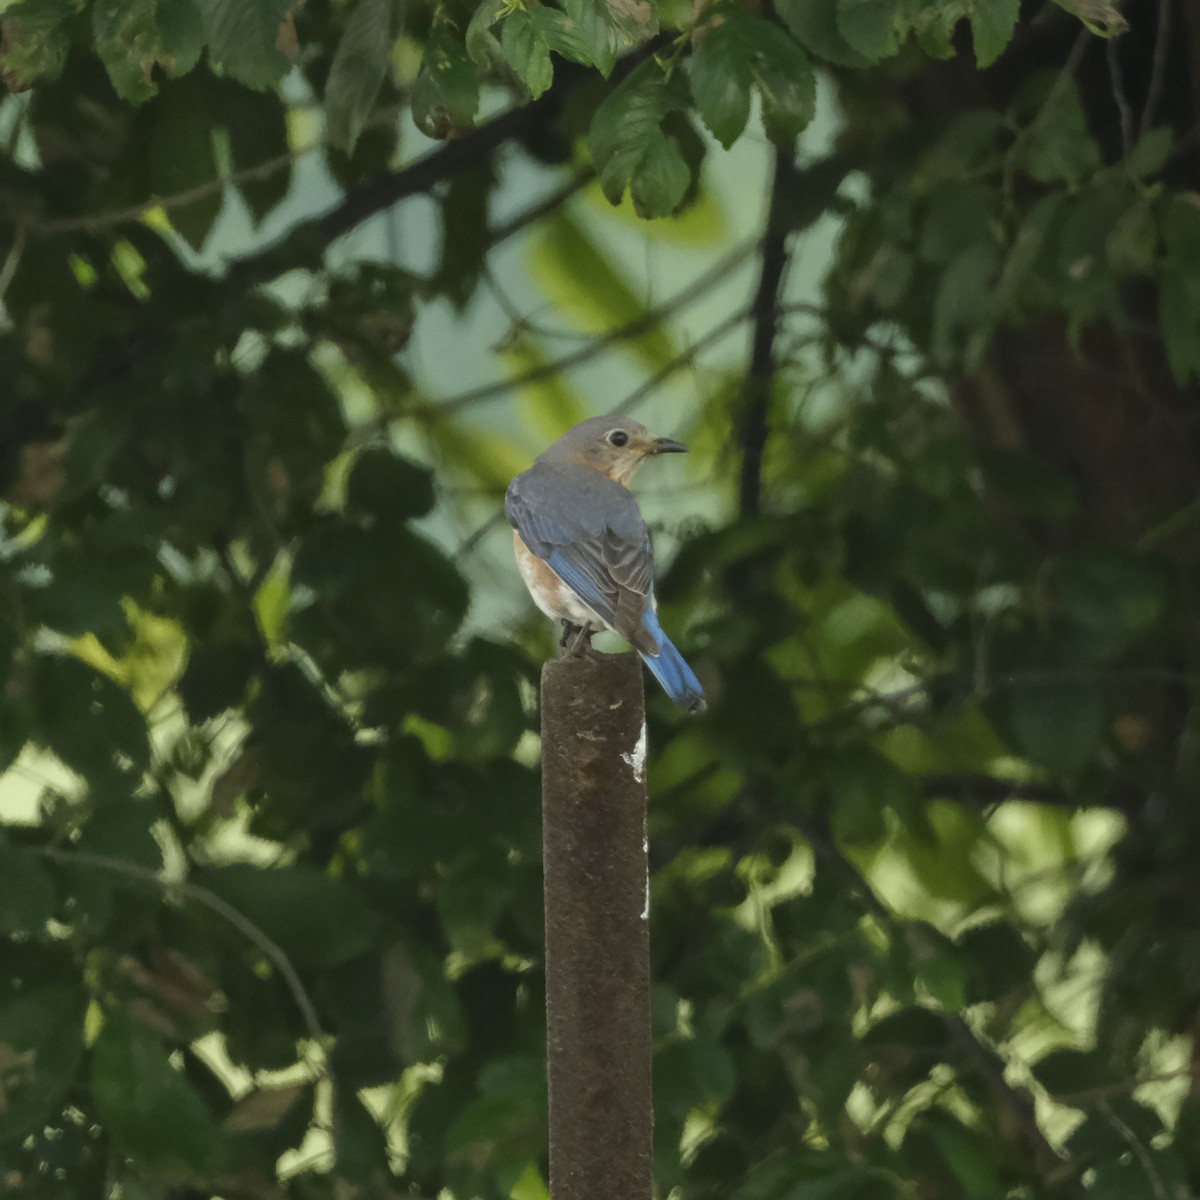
1 0 1199 1197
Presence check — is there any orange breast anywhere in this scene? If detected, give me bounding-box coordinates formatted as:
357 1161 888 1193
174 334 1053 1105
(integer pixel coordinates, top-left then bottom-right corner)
513 531 603 629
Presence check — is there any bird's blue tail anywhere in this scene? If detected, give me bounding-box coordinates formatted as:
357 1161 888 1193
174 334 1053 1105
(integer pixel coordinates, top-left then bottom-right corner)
639 608 706 713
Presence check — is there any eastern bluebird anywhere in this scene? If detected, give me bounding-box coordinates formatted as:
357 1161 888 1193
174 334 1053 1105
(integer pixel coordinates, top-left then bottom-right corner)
506 415 706 714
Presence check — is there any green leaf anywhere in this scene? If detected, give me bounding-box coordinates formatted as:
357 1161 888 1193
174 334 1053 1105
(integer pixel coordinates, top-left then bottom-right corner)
195 0 294 90
1007 682 1104 776
689 22 751 147
200 863 378 967
92 1011 225 1175
1159 268 1200 384
1015 75 1101 184
93 0 202 99
863 1006 952 1088
748 24 816 143
150 76 223 251
918 183 997 264
0 846 55 935
0 986 88 1143
825 746 912 846
690 10 816 148
214 79 291 222
607 0 659 41
589 60 693 217
413 23 480 137
1124 126 1172 179
903 0 959 58
1053 547 1169 653
563 0 620 76
775 0 870 66
346 448 435 521
501 8 553 98
931 240 999 367
78 801 164 872
995 191 1065 310
630 130 690 219
0 0 75 89
905 1111 1002 1198
531 3 600 63
1031 1046 1109 1096
31 656 150 777
93 0 162 103
966 0 1019 67
434 162 494 307
157 0 206 76
466 0 506 64
1159 193 1200 260
957 921 1036 1003
325 0 396 152
907 924 967 1012
500 6 592 98
334 1088 390 1182
835 0 898 61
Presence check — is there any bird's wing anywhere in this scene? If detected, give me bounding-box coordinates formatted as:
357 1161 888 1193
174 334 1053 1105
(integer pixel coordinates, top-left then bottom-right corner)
505 464 658 652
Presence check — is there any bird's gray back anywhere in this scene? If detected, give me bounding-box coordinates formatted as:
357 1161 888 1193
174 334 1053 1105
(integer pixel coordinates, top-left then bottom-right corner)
506 462 648 551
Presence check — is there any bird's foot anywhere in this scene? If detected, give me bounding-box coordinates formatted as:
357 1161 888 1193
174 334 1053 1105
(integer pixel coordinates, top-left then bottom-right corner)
559 621 596 658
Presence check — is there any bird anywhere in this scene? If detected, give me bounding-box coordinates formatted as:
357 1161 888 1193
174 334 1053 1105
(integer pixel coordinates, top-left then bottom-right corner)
505 414 706 714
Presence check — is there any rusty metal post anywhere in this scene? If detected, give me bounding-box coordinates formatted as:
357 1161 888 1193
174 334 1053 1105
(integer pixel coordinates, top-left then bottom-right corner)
540 651 651 1200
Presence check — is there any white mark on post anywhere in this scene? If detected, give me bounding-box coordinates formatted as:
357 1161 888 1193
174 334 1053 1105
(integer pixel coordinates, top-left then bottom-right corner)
642 833 650 920
621 721 647 783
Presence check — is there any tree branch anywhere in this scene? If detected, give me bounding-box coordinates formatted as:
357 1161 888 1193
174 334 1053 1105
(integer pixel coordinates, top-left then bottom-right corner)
38 846 328 1052
229 40 667 287
738 145 796 518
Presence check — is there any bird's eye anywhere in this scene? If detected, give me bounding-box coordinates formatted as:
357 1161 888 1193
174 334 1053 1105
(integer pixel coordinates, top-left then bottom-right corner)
608 430 629 447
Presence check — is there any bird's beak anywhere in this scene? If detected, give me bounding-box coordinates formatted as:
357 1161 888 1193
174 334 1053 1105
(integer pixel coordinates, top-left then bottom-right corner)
650 436 688 454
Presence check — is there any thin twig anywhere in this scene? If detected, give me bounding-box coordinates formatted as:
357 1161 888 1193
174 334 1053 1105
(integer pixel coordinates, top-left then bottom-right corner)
738 146 795 518
615 306 749 411
29 103 410 238
487 170 594 246
33 146 299 237
1053 1066 1200 1107
38 846 328 1053
1105 36 1134 157
1099 1097 1168 1200
1139 0 1171 140
440 241 754 412
0 221 27 326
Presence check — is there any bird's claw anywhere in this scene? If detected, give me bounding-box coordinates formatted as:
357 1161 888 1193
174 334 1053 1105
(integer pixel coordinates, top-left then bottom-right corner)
559 621 596 658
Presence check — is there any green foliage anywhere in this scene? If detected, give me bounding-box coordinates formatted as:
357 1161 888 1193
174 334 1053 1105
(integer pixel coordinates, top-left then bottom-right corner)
2 0 1199 1198
589 59 695 217
689 7 816 148
91 1012 226 1176
414 16 481 138
325 0 399 151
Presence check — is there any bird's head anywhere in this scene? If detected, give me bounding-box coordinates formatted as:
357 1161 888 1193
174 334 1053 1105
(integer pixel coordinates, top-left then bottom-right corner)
539 414 688 485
